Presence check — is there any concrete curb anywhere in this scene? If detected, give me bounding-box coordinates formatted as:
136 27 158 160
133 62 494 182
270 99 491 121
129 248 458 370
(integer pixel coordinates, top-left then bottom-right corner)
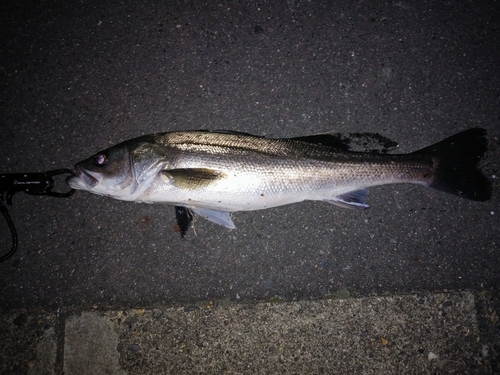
1 290 498 374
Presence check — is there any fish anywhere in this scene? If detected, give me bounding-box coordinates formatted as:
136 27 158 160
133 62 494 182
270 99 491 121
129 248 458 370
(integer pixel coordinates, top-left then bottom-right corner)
67 128 491 234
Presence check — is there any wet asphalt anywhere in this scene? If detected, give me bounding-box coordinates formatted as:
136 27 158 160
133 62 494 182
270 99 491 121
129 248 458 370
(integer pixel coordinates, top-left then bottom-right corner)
0 0 499 373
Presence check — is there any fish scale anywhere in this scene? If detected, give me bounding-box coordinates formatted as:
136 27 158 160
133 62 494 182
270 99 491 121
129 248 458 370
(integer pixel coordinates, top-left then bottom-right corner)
68 128 491 231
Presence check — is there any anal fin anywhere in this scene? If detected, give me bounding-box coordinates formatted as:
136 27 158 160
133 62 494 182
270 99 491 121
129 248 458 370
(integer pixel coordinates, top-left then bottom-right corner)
324 189 370 210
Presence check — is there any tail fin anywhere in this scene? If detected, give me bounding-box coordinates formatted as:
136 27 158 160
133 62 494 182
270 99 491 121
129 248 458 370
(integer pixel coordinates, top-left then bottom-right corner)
413 128 491 201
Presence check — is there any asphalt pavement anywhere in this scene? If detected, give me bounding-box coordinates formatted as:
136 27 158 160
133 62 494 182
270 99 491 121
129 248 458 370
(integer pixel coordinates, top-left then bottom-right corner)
1 0 499 373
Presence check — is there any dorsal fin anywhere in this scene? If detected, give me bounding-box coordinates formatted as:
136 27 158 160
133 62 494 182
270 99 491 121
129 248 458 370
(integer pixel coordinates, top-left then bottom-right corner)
210 129 258 137
290 133 351 151
208 129 352 150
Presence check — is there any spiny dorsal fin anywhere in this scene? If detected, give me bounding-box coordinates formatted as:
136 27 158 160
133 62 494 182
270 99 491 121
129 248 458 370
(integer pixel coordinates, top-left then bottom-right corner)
289 133 351 151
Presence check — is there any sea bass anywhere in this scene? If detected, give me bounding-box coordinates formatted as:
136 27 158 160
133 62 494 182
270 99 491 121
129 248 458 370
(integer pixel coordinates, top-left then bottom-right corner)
67 128 491 233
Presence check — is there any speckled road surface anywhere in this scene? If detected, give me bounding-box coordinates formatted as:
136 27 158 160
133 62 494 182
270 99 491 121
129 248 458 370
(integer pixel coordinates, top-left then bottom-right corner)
3 291 498 374
1 1 499 373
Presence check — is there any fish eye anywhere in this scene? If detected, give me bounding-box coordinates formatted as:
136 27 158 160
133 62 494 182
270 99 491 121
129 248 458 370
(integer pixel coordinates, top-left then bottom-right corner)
94 153 108 166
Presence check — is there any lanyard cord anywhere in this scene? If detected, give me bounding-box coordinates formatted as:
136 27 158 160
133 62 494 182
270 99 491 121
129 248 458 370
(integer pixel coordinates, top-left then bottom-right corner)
0 199 17 262
0 168 75 263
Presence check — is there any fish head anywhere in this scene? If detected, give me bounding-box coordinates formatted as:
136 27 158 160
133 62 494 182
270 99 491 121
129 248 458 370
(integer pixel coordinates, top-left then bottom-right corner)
67 136 169 200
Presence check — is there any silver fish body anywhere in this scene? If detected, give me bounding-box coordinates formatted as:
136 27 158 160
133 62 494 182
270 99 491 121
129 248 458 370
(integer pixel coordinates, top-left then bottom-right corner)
68 128 491 229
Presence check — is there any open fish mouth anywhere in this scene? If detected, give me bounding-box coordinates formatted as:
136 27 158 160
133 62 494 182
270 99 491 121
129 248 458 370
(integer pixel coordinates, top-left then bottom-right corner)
67 165 101 189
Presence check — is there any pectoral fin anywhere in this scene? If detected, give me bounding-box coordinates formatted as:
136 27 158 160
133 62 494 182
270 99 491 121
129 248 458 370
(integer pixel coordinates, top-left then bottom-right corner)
161 168 226 189
190 207 236 229
324 189 370 210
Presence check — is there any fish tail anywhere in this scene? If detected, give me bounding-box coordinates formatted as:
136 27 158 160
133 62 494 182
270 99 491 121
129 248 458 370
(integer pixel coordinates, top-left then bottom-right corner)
414 128 491 201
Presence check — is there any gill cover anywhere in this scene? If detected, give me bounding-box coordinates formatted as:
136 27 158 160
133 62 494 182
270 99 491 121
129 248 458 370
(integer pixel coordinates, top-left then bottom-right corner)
68 135 170 200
